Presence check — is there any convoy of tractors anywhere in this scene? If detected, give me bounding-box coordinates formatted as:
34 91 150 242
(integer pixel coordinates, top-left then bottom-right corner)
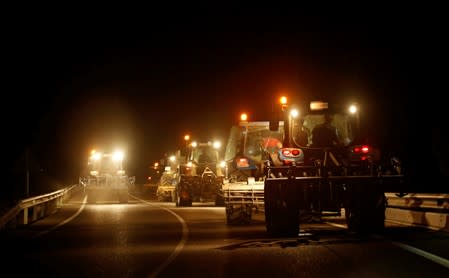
81 96 406 237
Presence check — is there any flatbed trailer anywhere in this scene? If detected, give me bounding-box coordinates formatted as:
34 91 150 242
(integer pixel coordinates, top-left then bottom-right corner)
222 180 264 224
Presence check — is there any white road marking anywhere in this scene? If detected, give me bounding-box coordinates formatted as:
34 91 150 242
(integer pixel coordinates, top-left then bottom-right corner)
33 193 190 276
34 195 87 238
147 206 189 278
325 221 449 268
129 194 189 278
392 241 449 269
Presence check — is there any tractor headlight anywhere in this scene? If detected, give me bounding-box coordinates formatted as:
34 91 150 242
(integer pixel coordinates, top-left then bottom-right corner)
90 170 99 176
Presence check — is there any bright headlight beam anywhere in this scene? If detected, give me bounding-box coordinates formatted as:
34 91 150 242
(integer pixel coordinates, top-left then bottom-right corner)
113 151 124 161
290 109 299 118
213 141 221 149
349 104 358 114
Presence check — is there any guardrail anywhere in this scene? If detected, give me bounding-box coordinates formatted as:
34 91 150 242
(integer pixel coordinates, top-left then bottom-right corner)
385 193 449 232
0 184 81 231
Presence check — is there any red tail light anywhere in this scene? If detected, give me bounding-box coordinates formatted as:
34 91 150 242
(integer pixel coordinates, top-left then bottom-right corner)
361 145 369 153
282 148 302 157
351 144 378 162
353 145 370 154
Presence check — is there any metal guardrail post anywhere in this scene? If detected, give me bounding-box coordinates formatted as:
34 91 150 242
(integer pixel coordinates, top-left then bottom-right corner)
23 207 28 225
32 204 38 223
57 196 62 208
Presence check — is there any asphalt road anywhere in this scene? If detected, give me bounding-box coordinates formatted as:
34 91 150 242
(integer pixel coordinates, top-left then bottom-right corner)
1 188 448 277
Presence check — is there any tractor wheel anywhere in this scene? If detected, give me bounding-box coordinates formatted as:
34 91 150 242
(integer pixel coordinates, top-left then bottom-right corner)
225 204 252 225
264 180 299 237
176 191 192 207
345 187 386 233
215 194 225 206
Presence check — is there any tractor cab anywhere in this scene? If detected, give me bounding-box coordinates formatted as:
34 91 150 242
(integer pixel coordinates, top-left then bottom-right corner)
268 100 383 171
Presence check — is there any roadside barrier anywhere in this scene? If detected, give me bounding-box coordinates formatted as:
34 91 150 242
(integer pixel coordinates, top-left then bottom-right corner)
385 193 449 232
0 184 80 231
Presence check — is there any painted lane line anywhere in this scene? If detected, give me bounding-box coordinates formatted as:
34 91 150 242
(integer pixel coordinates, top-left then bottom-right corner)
327 220 449 269
34 195 87 238
128 194 189 278
147 205 189 278
392 241 449 269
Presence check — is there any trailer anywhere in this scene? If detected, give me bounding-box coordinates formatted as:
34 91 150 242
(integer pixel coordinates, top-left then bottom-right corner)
222 178 264 224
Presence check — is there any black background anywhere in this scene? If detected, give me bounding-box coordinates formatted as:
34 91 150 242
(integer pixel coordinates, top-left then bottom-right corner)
3 12 447 202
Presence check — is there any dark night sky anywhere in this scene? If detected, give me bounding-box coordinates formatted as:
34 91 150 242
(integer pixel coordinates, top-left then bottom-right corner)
3 13 447 195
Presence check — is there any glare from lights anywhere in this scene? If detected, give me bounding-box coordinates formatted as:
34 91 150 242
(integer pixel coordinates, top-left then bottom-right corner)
169 155 176 162
191 141 198 148
112 151 124 161
184 134 190 141
90 170 99 176
349 104 358 114
290 109 299 118
240 113 248 122
92 152 102 160
280 96 287 105
213 141 221 149
310 101 328 110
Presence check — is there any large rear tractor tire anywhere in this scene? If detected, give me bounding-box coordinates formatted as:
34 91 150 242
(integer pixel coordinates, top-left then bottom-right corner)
215 194 225 206
345 187 386 234
176 189 192 207
264 180 299 237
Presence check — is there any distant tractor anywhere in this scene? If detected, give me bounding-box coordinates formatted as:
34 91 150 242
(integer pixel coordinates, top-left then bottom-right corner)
174 140 226 207
156 160 178 202
80 149 134 204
